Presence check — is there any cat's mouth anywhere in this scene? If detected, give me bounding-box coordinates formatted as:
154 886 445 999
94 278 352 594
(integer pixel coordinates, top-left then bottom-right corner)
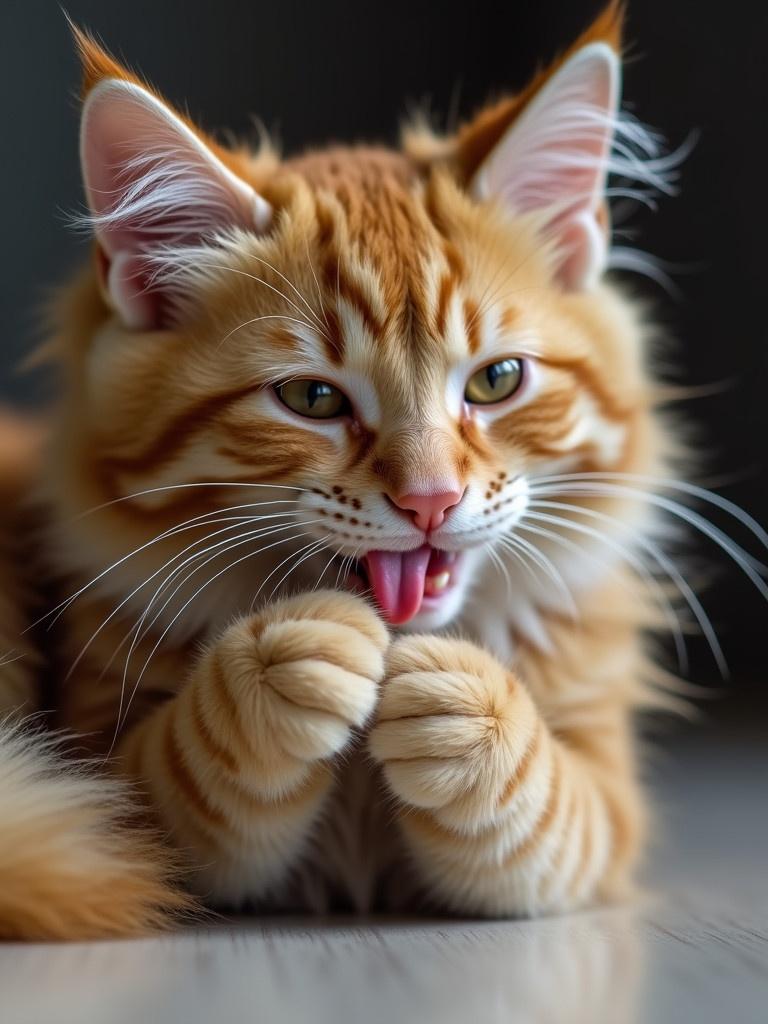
339 545 463 625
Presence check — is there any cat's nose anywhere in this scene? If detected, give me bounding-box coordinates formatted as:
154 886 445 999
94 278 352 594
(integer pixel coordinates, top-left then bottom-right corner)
389 487 465 532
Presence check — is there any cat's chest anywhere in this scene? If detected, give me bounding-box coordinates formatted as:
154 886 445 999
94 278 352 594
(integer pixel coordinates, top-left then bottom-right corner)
452 566 566 669
286 749 417 913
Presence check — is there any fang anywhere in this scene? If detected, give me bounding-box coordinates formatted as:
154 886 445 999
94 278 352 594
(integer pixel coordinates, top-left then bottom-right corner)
430 571 450 593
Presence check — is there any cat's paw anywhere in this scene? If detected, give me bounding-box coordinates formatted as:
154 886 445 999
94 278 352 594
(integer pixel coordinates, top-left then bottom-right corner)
369 635 539 828
212 590 388 764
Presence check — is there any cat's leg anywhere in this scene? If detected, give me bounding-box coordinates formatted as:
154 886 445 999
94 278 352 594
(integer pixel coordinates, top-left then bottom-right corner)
369 635 644 917
117 591 388 904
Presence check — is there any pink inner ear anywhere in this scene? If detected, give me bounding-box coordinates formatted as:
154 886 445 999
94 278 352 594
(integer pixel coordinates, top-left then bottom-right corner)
80 79 271 330
471 43 620 290
105 252 166 330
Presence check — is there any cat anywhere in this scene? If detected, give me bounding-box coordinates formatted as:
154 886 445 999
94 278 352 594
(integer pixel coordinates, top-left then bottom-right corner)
0 3 749 939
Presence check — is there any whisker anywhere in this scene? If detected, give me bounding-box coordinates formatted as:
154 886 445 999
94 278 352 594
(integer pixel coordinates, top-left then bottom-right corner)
529 480 768 595
34 495 304 631
485 544 514 600
75 482 307 521
334 552 352 592
113 527 323 745
266 539 332 603
186 262 332 341
498 532 579 620
65 511 307 682
314 546 341 592
218 314 324 350
240 252 328 332
248 536 329 611
303 235 333 334
520 508 690 675
112 519 320 741
494 534 546 592
125 519 324 670
523 501 725 675
531 471 768 552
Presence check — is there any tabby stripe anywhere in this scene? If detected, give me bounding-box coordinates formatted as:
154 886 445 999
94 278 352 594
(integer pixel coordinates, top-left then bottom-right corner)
496 721 542 810
569 784 601 900
163 713 227 830
498 747 563 869
103 384 260 474
335 266 384 338
537 357 632 422
538 782 582 904
210 651 252 756
463 298 482 354
190 685 239 773
186 660 335 814
434 273 456 337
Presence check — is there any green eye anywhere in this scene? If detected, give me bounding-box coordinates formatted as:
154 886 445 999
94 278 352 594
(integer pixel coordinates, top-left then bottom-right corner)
465 358 523 405
276 379 350 419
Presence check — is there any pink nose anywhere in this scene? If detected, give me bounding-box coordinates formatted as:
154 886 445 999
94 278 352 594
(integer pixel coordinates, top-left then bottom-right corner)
390 488 465 531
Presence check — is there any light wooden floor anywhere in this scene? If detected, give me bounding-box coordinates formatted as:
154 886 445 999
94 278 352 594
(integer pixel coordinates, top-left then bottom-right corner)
2 720 766 1024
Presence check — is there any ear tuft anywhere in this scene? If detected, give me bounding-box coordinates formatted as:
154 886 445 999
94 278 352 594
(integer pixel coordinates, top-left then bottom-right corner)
453 2 625 185
470 42 620 290
446 2 633 290
73 28 272 330
66 16 145 99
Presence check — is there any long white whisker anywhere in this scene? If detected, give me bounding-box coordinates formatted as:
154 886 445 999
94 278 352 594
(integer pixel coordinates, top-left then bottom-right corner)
303 236 332 333
239 253 328 332
485 544 514 600
314 546 341 592
218 314 324 349
248 537 328 612
34 495 304 631
532 472 768 552
267 539 332 603
127 520 324 666
519 509 689 675
66 511 307 682
524 502 725 676
114 527 322 743
530 481 768 596
498 532 579 620
494 533 545 591
112 520 320 744
188 262 332 340
75 481 308 521
334 552 352 592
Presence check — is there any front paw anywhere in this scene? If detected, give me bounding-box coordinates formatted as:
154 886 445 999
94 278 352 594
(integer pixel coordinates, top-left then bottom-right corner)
214 590 388 764
369 636 539 828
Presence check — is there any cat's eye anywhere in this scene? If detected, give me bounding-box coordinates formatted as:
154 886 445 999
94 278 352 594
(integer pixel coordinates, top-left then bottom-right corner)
276 379 351 419
465 358 524 405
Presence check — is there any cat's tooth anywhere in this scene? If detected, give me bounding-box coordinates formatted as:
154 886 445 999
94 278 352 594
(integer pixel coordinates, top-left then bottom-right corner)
429 571 451 593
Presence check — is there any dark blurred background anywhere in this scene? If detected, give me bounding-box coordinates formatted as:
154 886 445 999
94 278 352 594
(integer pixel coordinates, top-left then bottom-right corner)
1 0 766 702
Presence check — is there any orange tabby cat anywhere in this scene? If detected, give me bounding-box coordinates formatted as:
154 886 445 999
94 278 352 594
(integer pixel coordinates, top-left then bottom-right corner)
2 4 745 938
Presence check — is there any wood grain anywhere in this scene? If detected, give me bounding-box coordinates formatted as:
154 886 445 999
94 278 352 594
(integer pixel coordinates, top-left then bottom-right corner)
1 727 766 1024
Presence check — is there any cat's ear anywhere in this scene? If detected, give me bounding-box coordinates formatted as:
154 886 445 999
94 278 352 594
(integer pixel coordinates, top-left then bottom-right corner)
74 27 272 329
456 3 623 290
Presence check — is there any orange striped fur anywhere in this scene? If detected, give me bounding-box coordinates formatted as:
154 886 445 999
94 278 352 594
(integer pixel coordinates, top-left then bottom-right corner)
0 4 700 935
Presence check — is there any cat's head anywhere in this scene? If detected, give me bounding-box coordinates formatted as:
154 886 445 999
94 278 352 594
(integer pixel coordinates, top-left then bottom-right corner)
62 5 668 632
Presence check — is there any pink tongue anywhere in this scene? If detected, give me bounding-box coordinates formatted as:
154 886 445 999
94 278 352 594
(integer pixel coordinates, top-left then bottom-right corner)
364 546 432 625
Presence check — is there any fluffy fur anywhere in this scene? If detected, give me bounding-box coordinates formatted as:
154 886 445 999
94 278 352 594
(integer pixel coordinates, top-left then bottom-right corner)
1 4 743 938
0 414 192 938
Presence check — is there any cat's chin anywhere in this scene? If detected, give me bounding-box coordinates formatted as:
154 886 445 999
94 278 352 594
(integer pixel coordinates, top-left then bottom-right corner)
393 586 469 632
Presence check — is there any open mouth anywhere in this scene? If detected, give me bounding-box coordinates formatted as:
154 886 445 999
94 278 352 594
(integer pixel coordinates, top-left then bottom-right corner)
341 545 462 625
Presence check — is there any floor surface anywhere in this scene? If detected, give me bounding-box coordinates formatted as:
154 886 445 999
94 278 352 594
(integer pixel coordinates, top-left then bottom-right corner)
2 719 766 1023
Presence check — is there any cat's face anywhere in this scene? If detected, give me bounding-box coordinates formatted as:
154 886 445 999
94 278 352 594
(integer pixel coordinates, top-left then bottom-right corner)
66 10 656 632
